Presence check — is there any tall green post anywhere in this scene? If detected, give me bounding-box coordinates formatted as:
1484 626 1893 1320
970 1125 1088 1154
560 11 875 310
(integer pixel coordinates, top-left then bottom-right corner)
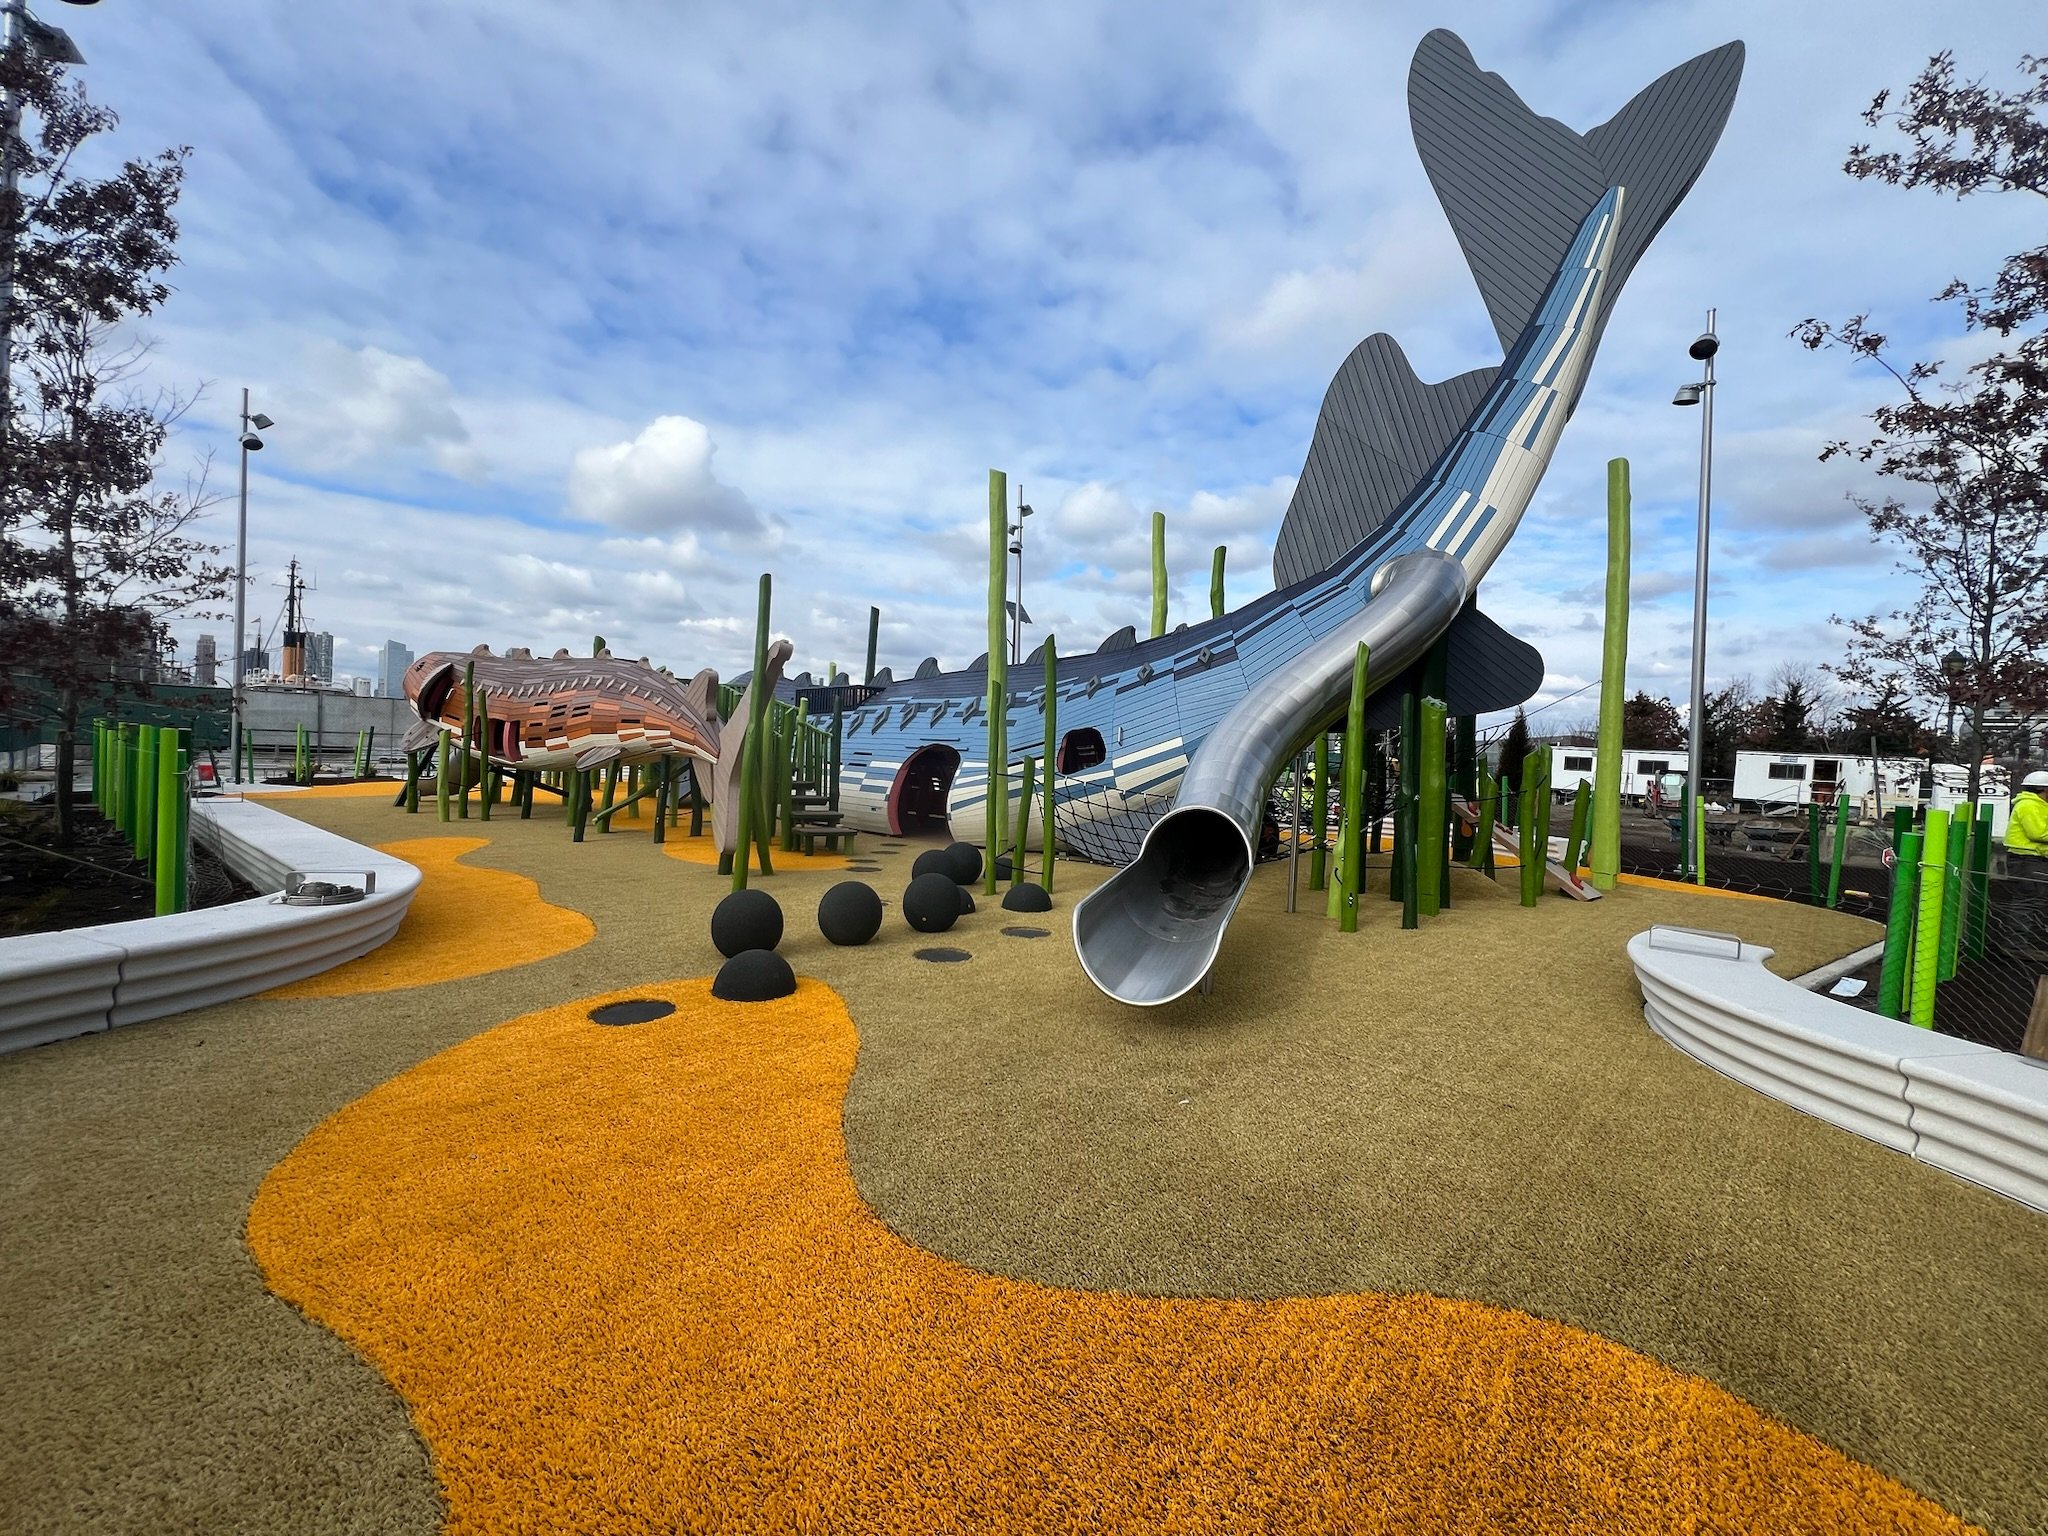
1149 510 1167 639
1910 809 1949 1028
1589 458 1631 890
986 470 1009 895
456 664 474 817
1826 791 1851 908
154 728 184 916
1469 762 1497 870
1563 781 1591 879
404 751 422 813
1519 749 1544 908
135 725 157 861
1041 634 1057 893
1309 736 1329 891
1209 545 1226 620
1416 697 1447 917
1452 716 1475 859
477 691 494 822
1397 694 1419 929
733 574 774 890
1877 829 1921 1020
1806 802 1824 904
1338 643 1370 933
1967 803 1993 960
1367 732 1387 855
1013 756 1037 883
865 606 880 685
1939 811 1969 982
436 730 450 822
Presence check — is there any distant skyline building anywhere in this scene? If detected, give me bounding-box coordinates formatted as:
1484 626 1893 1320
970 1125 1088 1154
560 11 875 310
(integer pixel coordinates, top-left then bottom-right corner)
193 634 219 687
307 631 335 683
378 640 415 698
241 644 269 676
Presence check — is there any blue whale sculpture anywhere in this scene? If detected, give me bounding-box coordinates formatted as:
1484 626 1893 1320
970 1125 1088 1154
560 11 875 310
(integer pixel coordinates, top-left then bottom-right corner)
832 29 1745 1004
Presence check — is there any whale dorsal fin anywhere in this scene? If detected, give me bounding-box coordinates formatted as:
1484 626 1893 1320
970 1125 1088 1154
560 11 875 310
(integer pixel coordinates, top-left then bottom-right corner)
914 657 941 680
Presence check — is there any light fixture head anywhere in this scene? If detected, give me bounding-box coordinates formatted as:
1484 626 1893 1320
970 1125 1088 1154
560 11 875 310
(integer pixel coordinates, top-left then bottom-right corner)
1942 649 1967 676
1018 503 1034 517
239 431 265 451
1671 384 1704 407
250 411 275 431
1008 543 1022 556
1688 331 1720 361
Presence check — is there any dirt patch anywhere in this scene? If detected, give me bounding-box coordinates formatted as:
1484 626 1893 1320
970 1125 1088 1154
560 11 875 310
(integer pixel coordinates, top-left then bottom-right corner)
0 799 258 937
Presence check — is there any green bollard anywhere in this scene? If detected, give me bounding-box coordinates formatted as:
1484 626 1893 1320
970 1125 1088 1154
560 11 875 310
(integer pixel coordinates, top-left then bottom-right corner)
436 730 451 822
1416 697 1447 917
1877 829 1921 1020
1826 791 1850 908
1338 643 1370 933
136 725 158 861
1939 811 1969 982
1041 634 1056 893
1910 809 1948 1029
154 729 182 916
1968 803 1993 960
1309 736 1329 891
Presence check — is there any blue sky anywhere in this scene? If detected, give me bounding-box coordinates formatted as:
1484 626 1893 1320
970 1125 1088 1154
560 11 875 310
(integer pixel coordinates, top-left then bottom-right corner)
52 0 2043 727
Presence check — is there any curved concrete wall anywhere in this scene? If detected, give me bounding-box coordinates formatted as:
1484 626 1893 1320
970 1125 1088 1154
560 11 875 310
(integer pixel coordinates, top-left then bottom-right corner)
0 799 419 1054
1630 927 2048 1215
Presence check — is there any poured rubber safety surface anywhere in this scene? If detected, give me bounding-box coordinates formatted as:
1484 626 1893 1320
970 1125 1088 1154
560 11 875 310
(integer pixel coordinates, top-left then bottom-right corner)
250 980 1977 1535
262 838 594 999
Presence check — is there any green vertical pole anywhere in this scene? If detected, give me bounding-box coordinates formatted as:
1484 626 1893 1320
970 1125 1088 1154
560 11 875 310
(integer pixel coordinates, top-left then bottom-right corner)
154 729 180 915
1452 716 1475 859
1209 545 1226 620
1939 812 1968 982
457 665 473 818
1338 643 1370 933
1397 697 1418 929
1149 510 1167 639
1806 802 1824 904
1563 781 1591 878
733 574 772 891
1826 791 1850 907
1041 634 1057 893
1416 697 1447 917
436 730 450 822
986 470 1008 895
1309 736 1329 891
1469 762 1497 870
405 750 422 812
175 730 191 911
1013 756 1036 883
1910 809 1948 1028
650 760 667 843
1968 803 1993 960
1695 797 1707 887
1877 829 1921 1020
865 606 880 686
1589 458 1631 890
477 692 494 822
599 759 620 833
1367 732 1386 855
135 724 157 861
1519 750 1543 908
570 770 587 843
1890 804 1912 853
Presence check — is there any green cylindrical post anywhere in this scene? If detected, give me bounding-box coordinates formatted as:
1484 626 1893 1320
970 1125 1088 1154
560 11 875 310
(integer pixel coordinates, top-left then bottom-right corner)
1891 804 1912 853
1452 716 1475 859
1968 803 1993 960
154 729 181 915
1564 781 1591 879
1367 731 1387 855
1209 545 1226 620
986 470 1009 895
1589 458 1631 890
1014 756 1036 882
1695 797 1707 887
1877 829 1921 1020
1309 736 1329 891
1041 634 1056 893
570 770 587 843
650 759 668 843
1338 643 1370 933
1396 697 1419 926
477 692 494 822
1939 812 1968 982
1519 749 1544 908
135 724 157 861
1149 510 1167 639
1470 762 1497 871
1416 697 1447 917
865 606 880 686
436 730 450 822
733 574 773 890
457 666 473 818
1910 809 1949 1028
1825 791 1850 907
1806 801 1824 904
599 759 620 834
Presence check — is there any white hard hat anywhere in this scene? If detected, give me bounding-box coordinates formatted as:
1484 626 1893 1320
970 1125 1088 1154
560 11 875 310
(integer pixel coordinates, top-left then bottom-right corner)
2025 770 2048 790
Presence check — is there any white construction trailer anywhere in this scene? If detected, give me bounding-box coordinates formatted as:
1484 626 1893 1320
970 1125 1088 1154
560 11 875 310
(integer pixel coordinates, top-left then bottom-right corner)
1545 745 1689 805
1729 751 1927 815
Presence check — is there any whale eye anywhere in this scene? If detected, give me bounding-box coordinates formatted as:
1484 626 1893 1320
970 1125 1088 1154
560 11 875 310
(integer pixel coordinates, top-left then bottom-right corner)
1370 563 1395 597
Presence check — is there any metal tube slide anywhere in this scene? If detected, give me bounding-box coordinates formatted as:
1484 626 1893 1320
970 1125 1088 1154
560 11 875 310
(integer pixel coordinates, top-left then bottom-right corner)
1072 551 1467 1006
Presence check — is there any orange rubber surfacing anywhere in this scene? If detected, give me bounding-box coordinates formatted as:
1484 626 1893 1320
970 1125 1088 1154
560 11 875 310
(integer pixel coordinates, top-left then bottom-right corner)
261 837 593 999
250 982 1976 1535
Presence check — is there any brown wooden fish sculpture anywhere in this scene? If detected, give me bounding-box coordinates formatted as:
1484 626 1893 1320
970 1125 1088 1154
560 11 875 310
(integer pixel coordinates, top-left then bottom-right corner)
401 645 722 776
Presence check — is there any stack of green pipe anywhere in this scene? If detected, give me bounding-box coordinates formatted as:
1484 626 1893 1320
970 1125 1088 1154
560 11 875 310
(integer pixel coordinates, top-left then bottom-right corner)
1416 697 1447 918
1826 792 1851 908
1877 828 1921 1020
1041 635 1056 893
1309 737 1329 891
1909 808 1949 1029
1338 644 1370 933
1939 811 1969 982
1967 803 1993 960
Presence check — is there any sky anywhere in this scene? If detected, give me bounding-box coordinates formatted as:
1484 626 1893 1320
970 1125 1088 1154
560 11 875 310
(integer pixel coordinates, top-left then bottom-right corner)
42 0 2043 729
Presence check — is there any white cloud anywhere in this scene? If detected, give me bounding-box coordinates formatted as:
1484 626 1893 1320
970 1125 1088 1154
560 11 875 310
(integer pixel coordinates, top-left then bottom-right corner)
567 416 760 538
282 341 482 479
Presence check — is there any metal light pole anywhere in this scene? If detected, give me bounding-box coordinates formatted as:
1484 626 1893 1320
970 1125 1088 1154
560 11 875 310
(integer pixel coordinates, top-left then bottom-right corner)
1673 309 1718 878
1008 491 1033 665
230 389 273 780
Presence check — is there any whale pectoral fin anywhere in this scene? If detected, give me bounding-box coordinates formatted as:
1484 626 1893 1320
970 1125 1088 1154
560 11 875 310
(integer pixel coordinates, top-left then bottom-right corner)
574 744 624 773
401 720 443 755
1358 601 1548 733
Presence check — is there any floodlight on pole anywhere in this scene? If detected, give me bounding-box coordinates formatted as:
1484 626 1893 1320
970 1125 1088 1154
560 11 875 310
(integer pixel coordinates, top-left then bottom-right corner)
1010 493 1035 665
231 387 274 781
1671 308 1717 878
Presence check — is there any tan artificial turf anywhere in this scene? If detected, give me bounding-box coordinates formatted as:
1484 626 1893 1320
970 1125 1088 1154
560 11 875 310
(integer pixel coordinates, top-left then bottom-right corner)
1 797 2043 1534
660 825 850 873
249 977 1977 1536
262 838 594 999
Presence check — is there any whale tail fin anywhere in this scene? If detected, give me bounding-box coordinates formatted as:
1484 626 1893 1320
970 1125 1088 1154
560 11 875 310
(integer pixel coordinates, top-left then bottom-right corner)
1271 33 1743 588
